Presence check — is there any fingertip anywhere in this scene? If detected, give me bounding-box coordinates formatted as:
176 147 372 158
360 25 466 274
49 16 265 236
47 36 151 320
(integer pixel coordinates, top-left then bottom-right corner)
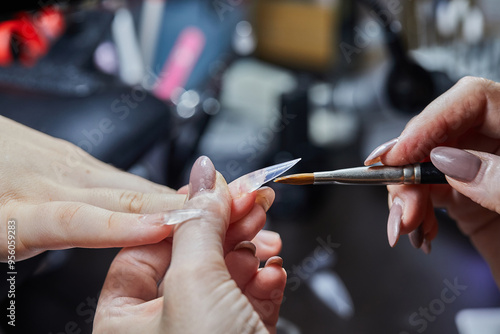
177 185 189 195
391 185 430 235
226 241 260 289
230 191 258 223
255 187 275 212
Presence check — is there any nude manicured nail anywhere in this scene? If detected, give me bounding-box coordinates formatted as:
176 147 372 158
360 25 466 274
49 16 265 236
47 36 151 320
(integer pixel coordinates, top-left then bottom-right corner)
409 225 424 249
234 241 257 256
265 256 283 267
365 138 398 165
255 187 275 212
387 197 403 247
430 147 481 182
188 156 216 199
421 238 432 255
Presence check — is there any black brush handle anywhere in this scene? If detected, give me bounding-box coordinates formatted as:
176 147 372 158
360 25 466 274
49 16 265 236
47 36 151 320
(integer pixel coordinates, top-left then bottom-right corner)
420 162 448 184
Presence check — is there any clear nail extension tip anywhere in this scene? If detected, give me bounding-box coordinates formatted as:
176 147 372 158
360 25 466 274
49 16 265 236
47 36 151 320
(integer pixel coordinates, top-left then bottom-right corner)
230 158 301 194
163 209 205 225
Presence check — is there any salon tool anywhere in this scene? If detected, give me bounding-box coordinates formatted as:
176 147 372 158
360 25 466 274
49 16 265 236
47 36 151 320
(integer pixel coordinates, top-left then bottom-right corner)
274 162 448 185
230 158 301 193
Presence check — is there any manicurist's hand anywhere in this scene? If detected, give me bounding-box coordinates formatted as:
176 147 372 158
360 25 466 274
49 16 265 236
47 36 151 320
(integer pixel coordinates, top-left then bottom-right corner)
94 157 287 333
364 77 500 286
0 116 281 261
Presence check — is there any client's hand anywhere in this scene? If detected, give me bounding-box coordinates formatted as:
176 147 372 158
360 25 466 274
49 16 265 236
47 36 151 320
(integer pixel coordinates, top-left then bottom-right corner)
0 116 281 261
94 157 287 333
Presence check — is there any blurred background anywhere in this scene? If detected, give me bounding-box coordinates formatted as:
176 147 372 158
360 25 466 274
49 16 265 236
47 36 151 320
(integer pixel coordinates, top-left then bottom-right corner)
0 0 499 333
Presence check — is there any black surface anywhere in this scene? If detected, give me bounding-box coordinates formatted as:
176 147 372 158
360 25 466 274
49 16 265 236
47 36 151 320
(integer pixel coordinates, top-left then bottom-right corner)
421 162 448 184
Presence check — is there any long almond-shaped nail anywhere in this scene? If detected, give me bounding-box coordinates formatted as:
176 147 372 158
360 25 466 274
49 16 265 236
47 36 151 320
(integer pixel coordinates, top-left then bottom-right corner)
234 241 257 256
188 156 216 199
387 197 403 247
364 138 398 165
139 209 205 225
430 147 481 182
265 256 283 267
409 225 424 249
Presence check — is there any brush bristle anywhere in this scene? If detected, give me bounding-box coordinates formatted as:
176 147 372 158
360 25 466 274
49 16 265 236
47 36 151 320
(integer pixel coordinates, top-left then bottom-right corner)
273 173 314 185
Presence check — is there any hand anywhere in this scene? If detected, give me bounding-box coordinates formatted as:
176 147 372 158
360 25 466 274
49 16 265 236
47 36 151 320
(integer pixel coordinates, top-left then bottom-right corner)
364 77 500 286
94 157 287 333
0 116 281 261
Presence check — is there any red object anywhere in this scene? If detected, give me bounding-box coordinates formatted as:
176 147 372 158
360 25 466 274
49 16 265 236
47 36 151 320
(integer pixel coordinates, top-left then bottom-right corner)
0 6 65 67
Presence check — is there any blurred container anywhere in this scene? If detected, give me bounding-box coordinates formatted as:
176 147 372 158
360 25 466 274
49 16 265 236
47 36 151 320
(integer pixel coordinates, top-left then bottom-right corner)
253 0 340 71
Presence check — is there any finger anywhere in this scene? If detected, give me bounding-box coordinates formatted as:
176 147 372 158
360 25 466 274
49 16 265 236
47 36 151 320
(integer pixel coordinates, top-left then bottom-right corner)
14 202 175 258
177 185 189 194
244 257 286 328
169 156 231 271
387 185 430 239
84 169 178 195
252 230 282 260
180 182 269 224
366 77 500 165
225 202 267 254
225 241 259 290
431 148 500 214
99 239 172 305
431 148 500 283
230 192 257 222
69 187 187 214
229 184 274 224
224 187 275 253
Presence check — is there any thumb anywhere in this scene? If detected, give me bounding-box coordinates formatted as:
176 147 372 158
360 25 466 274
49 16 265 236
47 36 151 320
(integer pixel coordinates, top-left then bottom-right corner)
430 147 500 214
169 156 231 269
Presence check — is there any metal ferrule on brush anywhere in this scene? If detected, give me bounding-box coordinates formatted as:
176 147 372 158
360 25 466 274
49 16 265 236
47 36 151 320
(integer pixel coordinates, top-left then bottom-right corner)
314 164 422 185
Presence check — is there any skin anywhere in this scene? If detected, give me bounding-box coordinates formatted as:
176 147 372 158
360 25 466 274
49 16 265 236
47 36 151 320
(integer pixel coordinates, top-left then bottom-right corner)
372 77 500 286
0 116 281 261
94 160 287 334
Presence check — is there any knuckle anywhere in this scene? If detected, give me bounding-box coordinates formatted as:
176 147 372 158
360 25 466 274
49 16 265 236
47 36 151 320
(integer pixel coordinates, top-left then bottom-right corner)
119 191 145 213
0 190 23 207
56 203 85 231
106 212 119 231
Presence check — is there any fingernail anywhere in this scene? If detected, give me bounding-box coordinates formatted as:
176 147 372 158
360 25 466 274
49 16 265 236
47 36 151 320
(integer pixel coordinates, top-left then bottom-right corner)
257 230 281 246
188 156 216 199
139 209 204 225
430 147 481 182
387 197 403 247
234 241 257 256
265 256 283 267
409 225 424 249
364 138 398 165
421 237 432 254
255 187 275 212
